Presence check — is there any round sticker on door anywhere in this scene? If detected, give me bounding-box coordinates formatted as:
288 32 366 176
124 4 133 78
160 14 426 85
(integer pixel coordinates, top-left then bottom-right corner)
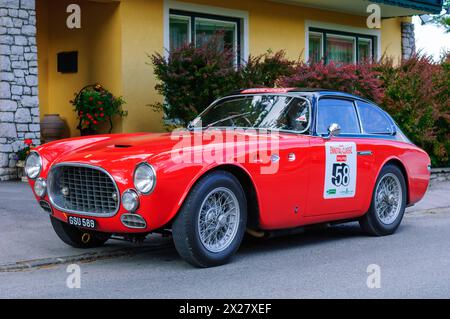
324 142 357 199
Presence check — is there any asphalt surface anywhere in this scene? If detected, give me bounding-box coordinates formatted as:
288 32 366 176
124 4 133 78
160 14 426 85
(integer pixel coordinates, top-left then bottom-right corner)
0 181 449 298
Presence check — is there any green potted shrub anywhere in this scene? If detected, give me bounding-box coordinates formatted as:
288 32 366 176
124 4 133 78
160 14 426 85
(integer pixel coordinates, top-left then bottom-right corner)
71 84 127 136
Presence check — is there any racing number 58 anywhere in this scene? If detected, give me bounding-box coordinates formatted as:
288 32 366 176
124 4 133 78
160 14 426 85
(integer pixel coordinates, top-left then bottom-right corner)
332 163 350 187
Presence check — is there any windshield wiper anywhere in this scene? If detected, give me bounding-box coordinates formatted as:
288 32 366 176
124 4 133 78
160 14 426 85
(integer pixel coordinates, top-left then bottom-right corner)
205 112 252 129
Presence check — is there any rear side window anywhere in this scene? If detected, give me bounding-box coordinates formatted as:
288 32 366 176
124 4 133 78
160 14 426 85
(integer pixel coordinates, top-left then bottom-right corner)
357 101 394 134
317 98 360 135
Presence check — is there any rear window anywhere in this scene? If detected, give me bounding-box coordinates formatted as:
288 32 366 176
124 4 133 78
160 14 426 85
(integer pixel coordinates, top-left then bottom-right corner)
317 98 360 134
357 101 394 134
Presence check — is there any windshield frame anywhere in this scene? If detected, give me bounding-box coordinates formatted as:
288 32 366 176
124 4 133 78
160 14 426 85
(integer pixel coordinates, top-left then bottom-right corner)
189 93 313 135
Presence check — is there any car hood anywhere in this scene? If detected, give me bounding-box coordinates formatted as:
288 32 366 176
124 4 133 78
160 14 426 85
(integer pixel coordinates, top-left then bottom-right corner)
44 129 304 168
49 132 182 166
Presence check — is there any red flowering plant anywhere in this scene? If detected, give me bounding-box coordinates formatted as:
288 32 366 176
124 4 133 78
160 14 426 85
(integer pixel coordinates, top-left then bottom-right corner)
15 139 34 161
71 84 127 135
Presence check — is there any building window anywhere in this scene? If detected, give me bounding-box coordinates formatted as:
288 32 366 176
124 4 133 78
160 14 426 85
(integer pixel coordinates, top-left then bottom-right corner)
358 38 373 62
308 28 376 64
169 15 191 52
309 32 323 64
169 10 242 64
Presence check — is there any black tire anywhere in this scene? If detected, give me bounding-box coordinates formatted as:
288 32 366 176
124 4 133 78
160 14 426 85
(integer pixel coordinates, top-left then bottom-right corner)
172 171 247 268
359 164 407 236
50 216 110 248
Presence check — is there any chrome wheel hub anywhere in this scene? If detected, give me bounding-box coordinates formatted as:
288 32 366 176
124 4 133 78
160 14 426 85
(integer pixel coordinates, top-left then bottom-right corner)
197 187 240 253
375 173 402 225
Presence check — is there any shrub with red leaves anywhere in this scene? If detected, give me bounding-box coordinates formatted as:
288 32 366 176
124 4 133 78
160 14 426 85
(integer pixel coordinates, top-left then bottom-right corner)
151 38 449 166
279 61 384 104
279 55 449 166
150 37 239 128
151 39 295 129
376 54 450 167
240 50 296 88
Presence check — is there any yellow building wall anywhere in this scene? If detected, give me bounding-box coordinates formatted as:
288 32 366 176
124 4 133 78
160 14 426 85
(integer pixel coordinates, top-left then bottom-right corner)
37 0 122 137
120 0 165 133
184 0 377 60
381 18 403 63
183 0 404 61
37 0 404 136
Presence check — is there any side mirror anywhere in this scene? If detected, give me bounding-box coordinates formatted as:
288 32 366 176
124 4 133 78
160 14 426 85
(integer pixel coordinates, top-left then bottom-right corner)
325 123 341 139
187 117 201 130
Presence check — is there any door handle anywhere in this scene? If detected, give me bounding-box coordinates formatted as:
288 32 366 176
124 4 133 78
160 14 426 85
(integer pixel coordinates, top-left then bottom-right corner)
357 151 373 156
288 153 296 162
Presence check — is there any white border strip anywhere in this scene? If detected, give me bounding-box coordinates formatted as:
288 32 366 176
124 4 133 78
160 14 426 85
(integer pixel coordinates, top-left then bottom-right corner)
163 0 249 61
305 20 382 62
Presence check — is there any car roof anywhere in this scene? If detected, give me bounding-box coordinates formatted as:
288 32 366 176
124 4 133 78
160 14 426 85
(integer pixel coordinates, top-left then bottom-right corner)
230 88 375 104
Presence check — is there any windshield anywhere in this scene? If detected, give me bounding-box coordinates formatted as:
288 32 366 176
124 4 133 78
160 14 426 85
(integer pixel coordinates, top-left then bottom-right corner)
192 95 311 133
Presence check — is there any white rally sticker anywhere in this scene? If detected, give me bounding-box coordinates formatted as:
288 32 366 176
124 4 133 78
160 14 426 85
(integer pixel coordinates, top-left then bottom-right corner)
324 142 357 199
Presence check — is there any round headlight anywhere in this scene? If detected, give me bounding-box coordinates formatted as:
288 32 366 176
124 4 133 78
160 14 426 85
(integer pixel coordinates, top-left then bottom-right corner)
34 178 47 197
25 152 42 179
134 163 156 194
122 190 139 212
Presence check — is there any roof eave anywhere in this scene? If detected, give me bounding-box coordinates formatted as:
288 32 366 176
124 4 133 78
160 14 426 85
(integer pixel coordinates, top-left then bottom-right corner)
372 0 443 15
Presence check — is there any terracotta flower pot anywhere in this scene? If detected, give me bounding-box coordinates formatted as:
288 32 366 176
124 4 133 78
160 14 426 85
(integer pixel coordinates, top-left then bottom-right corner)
40 114 65 143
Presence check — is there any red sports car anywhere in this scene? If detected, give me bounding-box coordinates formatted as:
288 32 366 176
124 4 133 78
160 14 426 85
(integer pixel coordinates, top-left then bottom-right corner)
26 88 431 267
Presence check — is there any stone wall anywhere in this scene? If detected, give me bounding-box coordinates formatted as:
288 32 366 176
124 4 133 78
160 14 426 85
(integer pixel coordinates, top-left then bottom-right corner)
401 22 416 60
430 168 450 185
0 0 39 181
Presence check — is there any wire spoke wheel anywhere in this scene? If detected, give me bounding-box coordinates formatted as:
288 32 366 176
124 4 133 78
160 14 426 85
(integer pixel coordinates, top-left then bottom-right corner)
198 187 240 253
375 173 402 225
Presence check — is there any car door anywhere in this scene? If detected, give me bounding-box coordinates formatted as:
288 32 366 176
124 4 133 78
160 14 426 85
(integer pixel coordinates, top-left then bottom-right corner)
305 97 372 217
250 96 312 229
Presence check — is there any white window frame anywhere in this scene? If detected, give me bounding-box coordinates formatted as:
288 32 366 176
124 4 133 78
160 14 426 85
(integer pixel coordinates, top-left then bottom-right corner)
305 20 381 63
164 0 249 62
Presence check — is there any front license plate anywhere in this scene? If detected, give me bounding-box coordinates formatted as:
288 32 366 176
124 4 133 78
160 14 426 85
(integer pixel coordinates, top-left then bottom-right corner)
67 216 97 230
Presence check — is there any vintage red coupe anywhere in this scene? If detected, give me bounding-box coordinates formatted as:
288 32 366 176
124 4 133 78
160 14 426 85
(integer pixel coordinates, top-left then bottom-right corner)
26 88 431 267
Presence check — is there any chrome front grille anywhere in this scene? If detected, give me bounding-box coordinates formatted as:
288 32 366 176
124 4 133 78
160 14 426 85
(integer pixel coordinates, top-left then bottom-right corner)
48 164 119 217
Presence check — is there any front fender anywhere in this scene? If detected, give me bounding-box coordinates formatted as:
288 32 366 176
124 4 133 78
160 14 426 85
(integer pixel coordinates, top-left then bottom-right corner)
145 154 258 230
34 135 124 176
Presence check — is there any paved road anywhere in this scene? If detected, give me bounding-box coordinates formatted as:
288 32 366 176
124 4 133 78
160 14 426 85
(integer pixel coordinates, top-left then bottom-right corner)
0 181 450 298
